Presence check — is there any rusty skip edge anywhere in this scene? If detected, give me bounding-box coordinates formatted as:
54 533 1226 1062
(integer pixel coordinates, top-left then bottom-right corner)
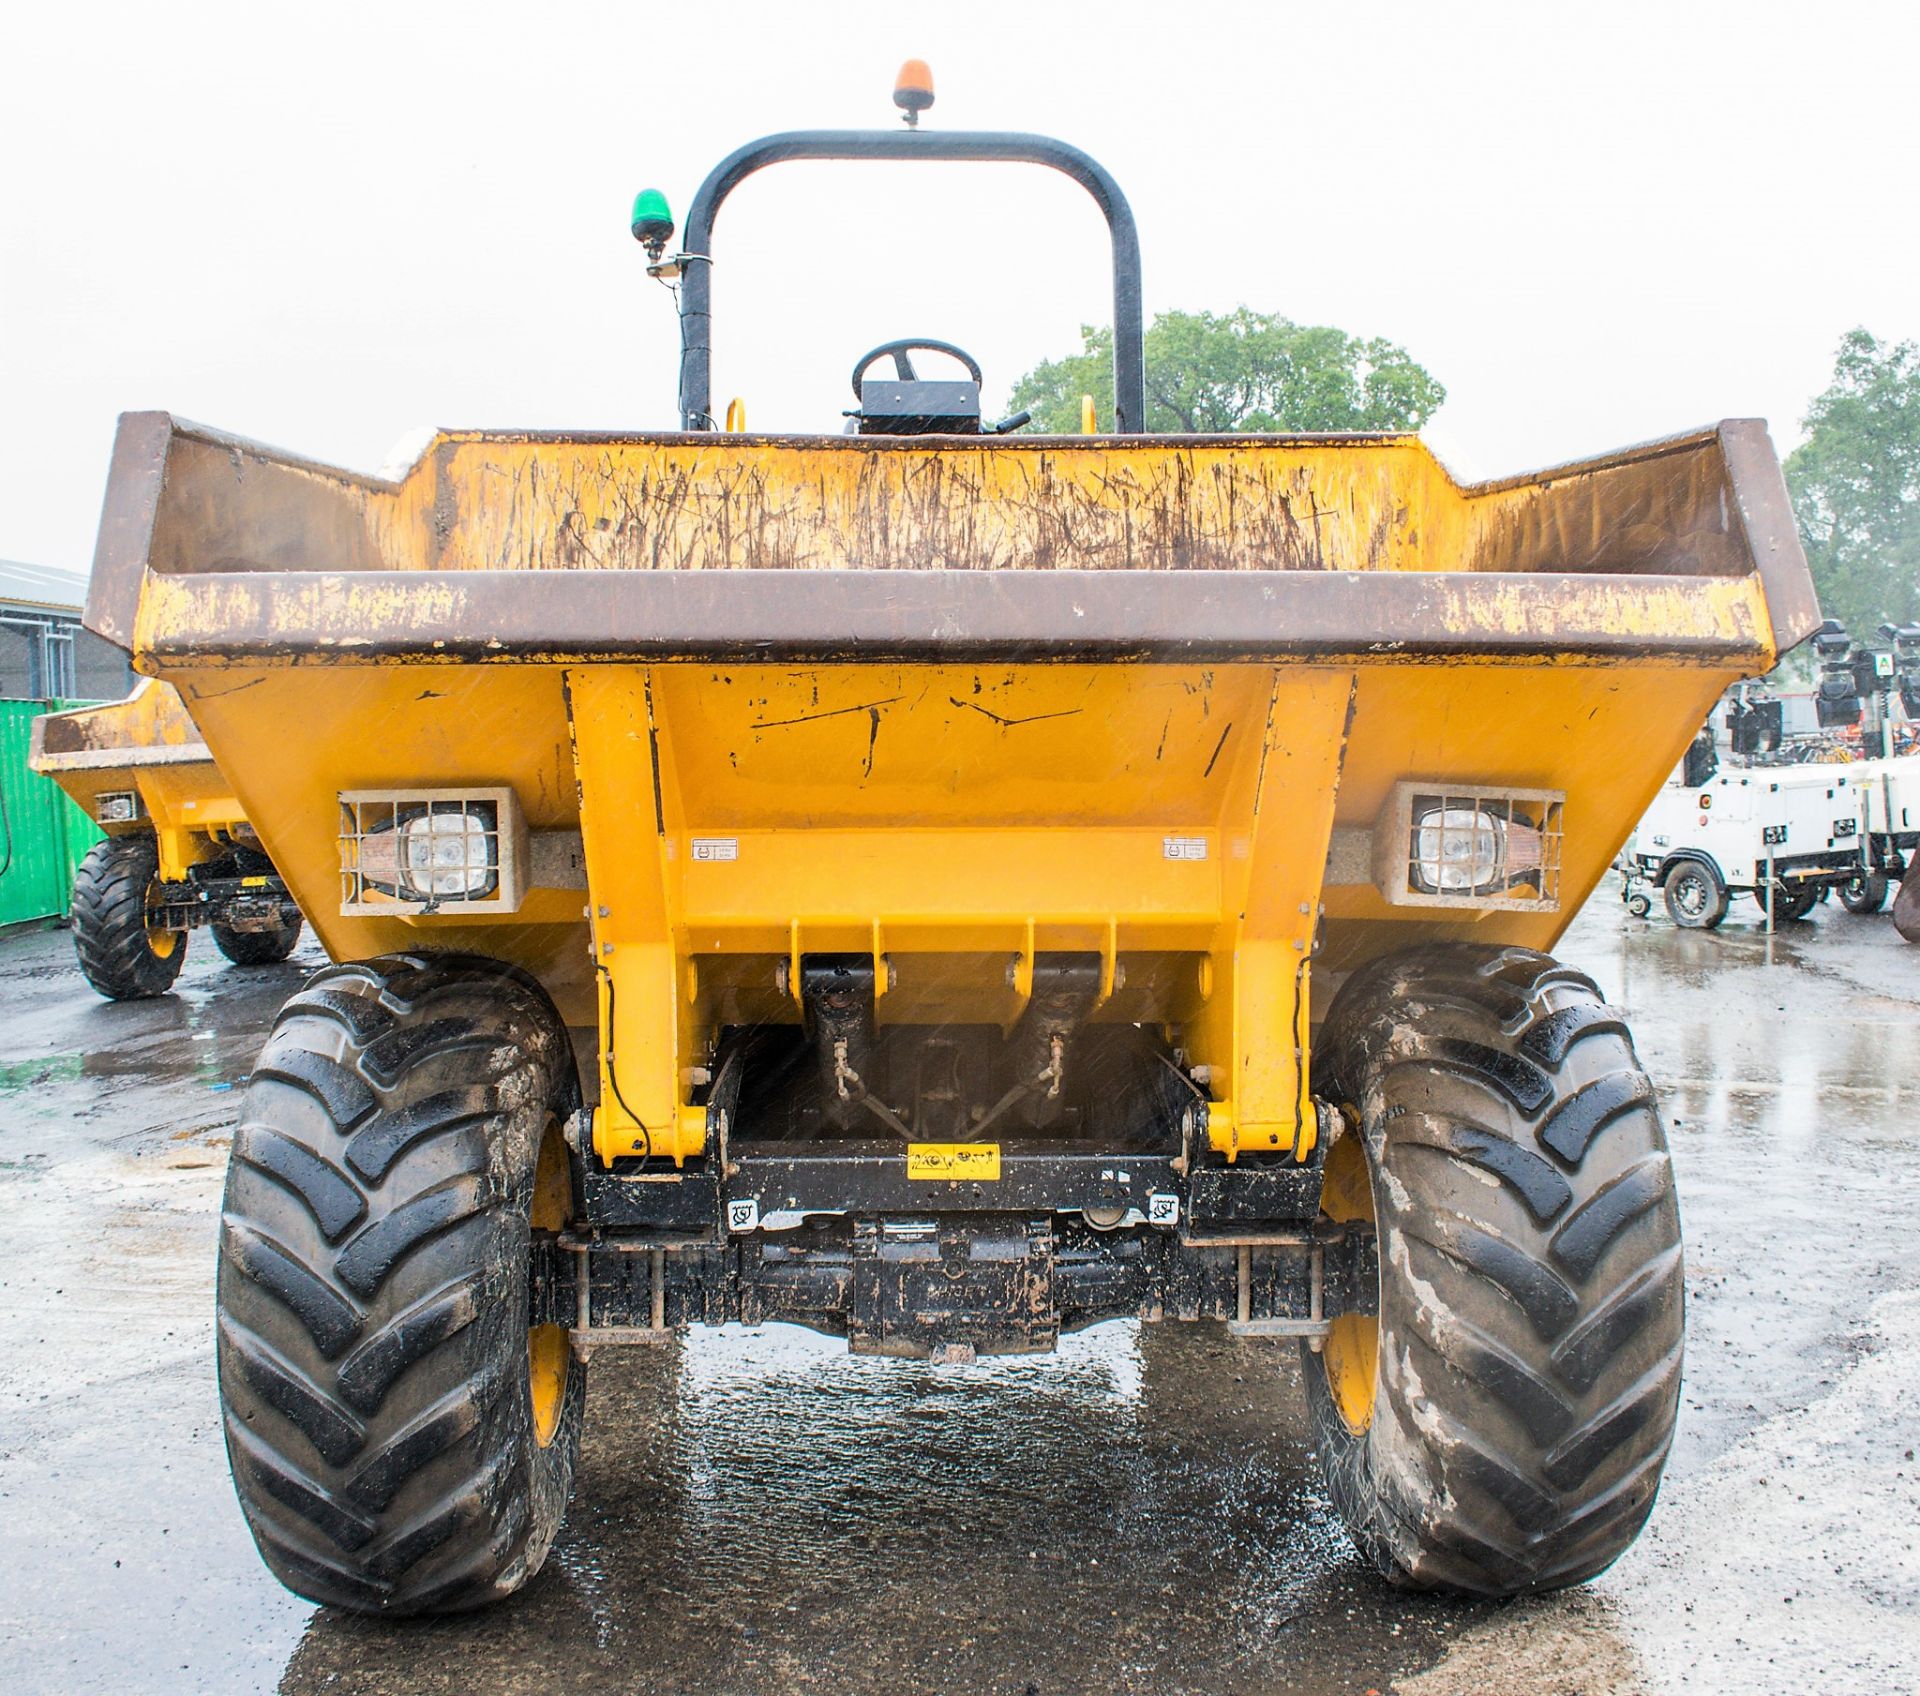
27 679 210 765
129 569 1779 666
27 736 213 775
86 412 1820 667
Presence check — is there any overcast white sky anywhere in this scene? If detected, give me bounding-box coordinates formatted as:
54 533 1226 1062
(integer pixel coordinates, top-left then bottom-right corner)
3 0 1916 575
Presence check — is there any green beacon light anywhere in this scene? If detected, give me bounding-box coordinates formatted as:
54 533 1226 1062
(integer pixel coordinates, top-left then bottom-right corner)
630 188 675 262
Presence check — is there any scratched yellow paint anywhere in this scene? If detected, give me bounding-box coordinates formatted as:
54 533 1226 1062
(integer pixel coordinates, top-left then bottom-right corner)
347 428 1743 580
135 419 1747 582
158 651 1766 1165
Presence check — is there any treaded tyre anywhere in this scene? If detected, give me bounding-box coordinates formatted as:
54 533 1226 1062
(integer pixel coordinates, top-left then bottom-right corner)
1661 861 1726 929
1754 881 1818 922
1839 872 1888 915
217 951 585 1614
1304 943 1683 1597
1896 861 1920 943
69 834 186 999
213 913 305 966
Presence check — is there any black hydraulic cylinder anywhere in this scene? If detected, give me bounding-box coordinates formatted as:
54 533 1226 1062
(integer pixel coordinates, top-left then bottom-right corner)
800 954 879 1132
1006 953 1103 1131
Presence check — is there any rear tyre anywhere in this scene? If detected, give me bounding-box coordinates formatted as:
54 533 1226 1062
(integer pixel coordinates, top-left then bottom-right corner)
1753 881 1818 923
1895 862 1920 943
1304 943 1683 1597
69 835 186 1000
1839 872 1889 915
213 914 305 966
1661 862 1726 929
217 952 584 1614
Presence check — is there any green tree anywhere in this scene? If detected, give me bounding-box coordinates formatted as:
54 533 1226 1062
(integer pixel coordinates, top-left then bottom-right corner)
1785 328 1920 640
1008 307 1445 434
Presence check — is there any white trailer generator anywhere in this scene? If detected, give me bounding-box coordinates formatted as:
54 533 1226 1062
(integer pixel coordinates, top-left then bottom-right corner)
1620 737 1919 928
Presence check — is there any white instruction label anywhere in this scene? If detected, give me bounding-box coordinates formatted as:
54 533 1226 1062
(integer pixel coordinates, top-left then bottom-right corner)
1147 1193 1180 1227
692 838 739 862
726 1198 760 1233
1162 836 1208 862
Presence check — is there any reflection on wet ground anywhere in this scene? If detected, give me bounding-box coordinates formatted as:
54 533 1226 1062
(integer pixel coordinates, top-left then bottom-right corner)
276 1326 1471 1696
2 883 1918 1694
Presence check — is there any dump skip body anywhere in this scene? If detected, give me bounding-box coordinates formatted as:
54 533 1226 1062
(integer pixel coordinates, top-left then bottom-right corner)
91 413 1811 1161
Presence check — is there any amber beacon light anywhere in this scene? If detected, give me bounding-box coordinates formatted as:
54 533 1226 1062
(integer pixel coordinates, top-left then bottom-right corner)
893 59 935 125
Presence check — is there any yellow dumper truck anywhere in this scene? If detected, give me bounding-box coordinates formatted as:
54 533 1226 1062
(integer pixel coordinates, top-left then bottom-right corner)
80 79 1817 1614
29 680 303 997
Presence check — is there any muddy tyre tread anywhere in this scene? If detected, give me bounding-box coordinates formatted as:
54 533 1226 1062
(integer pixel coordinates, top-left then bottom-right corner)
214 915 305 966
217 951 582 1615
68 835 185 999
1307 943 1682 1598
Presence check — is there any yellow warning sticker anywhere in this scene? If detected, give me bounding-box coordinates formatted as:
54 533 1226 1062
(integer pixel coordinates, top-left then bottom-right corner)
906 1143 1001 1181
241 876 270 888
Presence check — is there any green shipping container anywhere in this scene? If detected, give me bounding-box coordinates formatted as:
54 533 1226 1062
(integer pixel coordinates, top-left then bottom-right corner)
0 699 104 929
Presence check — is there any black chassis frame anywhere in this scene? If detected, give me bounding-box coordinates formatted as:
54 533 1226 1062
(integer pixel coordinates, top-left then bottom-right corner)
538 1067 1380 1359
149 865 300 935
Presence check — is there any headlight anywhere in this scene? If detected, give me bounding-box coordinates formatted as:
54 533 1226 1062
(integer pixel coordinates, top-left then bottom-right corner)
1410 803 1547 897
365 809 497 900
1355 782 1565 912
346 801 500 903
95 791 140 824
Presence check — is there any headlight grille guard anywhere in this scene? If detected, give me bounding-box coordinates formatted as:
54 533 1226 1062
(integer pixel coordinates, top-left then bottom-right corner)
337 786 527 916
1371 781 1566 912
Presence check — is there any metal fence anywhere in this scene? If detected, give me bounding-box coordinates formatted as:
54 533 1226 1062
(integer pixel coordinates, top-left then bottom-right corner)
0 699 102 928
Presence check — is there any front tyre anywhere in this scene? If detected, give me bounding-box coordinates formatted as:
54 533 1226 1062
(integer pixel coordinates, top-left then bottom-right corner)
217 952 584 1614
68 835 186 999
1304 944 1683 1597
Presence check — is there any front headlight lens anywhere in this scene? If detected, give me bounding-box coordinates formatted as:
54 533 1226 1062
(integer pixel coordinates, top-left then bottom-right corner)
352 803 499 902
404 811 495 897
1412 805 1543 896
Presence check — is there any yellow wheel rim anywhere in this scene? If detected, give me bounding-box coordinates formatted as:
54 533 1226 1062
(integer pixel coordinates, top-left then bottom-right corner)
142 876 182 959
1318 1126 1379 1434
528 1114 571 1448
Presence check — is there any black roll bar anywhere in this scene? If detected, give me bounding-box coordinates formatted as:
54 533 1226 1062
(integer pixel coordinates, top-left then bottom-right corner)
677 129 1146 432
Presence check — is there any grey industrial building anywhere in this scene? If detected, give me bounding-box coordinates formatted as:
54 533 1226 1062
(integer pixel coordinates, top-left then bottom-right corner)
0 559 133 702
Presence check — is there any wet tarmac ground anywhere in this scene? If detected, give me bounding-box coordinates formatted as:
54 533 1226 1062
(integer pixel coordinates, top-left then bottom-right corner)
2 884 1918 1694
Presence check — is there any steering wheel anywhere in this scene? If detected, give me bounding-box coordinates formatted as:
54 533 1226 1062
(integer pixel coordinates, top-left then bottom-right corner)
850 338 984 397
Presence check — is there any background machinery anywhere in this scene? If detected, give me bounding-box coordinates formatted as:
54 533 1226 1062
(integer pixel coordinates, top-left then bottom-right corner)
29 681 303 996
1620 628 1920 934
1621 734 1918 928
